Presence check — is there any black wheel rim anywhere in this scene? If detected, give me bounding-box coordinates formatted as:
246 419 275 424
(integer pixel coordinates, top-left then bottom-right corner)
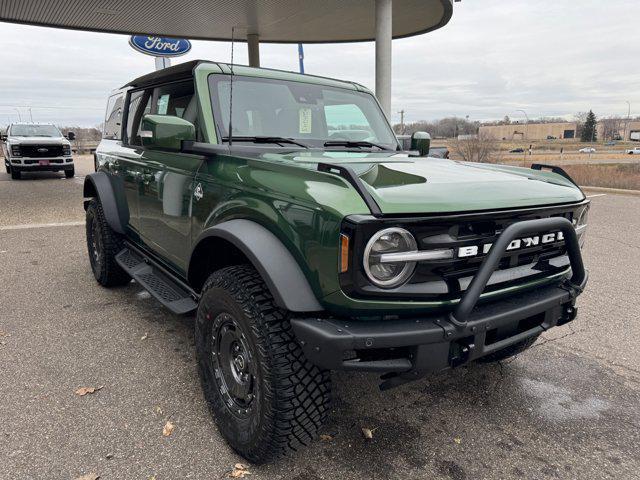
209 312 257 418
89 216 103 272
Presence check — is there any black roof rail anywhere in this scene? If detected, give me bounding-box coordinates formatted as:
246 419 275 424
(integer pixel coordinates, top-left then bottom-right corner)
317 162 382 217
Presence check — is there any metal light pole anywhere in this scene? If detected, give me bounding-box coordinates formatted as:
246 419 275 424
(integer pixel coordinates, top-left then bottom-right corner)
516 109 529 166
625 100 631 141
516 109 529 140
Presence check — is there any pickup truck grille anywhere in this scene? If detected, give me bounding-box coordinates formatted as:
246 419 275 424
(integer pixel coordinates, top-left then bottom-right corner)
340 203 584 303
19 145 64 158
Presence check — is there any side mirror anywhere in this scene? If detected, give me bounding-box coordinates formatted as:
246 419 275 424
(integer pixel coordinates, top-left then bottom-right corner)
140 114 196 151
67 131 76 141
410 132 431 156
0 133 7 142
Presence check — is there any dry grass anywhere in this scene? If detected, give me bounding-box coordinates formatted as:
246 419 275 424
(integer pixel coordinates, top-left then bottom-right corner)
561 163 640 190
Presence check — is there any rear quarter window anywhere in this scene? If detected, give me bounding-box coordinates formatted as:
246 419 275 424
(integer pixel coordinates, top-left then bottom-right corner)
103 93 124 140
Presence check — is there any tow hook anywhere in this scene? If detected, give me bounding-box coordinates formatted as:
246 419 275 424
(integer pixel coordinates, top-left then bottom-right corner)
449 340 475 368
558 304 578 326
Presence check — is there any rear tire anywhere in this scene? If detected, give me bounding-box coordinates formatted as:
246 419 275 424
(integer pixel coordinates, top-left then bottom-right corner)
477 334 540 363
85 198 131 287
195 265 331 464
10 168 20 180
65 167 75 178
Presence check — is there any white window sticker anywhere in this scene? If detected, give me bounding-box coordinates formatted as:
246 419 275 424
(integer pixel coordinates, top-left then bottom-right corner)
299 108 312 134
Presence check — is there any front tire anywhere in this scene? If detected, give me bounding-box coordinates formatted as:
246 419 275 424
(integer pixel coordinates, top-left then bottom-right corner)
4 164 9 174
195 265 331 464
10 168 20 180
85 198 131 287
65 167 75 178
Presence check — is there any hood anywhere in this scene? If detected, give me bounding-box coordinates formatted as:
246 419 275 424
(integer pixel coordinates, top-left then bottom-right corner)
9 136 68 145
260 150 585 214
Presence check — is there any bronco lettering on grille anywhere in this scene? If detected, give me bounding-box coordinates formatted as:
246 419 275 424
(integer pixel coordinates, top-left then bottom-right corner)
457 231 564 258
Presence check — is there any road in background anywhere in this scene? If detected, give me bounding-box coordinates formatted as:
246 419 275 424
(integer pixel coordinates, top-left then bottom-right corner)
0 157 638 479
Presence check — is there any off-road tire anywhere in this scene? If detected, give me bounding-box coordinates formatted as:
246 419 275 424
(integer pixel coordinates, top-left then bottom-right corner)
10 168 20 180
65 167 75 178
477 334 540 363
195 265 331 464
85 198 130 287
4 164 9 174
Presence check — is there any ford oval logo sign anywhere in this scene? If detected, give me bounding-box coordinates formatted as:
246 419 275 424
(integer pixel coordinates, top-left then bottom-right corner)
129 35 192 57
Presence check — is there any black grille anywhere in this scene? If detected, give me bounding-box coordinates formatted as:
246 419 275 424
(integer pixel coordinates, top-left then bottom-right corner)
340 202 584 302
19 144 64 158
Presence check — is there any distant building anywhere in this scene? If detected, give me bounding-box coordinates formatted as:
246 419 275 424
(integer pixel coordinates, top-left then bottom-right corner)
479 122 577 141
596 120 640 142
480 120 640 142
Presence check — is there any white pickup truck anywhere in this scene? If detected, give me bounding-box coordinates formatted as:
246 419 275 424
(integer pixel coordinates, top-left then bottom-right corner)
625 147 640 154
1 122 75 180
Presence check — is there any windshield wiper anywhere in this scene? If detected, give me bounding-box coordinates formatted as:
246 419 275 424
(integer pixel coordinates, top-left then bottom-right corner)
222 136 309 148
323 140 392 151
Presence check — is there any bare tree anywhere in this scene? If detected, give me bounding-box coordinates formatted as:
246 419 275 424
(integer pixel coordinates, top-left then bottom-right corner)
600 116 624 141
450 134 500 163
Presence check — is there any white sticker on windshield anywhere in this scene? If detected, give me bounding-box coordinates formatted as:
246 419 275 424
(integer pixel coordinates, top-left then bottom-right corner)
299 108 312 134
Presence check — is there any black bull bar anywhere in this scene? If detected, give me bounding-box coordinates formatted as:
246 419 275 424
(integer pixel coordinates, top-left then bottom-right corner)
291 217 587 388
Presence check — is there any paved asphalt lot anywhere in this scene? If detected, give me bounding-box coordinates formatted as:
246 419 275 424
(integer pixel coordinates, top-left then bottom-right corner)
1 156 639 480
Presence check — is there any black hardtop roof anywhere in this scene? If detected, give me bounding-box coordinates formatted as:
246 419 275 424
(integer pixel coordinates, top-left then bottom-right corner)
124 60 202 88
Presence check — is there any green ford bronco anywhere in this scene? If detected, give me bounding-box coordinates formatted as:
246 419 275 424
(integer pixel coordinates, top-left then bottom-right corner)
85 60 588 462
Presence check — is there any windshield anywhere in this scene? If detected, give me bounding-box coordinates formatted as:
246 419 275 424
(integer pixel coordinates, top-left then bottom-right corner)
10 124 62 137
209 74 398 150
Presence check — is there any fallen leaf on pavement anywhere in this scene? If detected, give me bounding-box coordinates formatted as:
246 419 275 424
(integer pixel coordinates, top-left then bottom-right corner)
155 406 163 415
0 330 9 337
140 333 148 340
229 464 251 478
320 434 333 441
454 437 461 444
162 421 174 437
75 386 103 396
74 473 99 480
362 427 375 439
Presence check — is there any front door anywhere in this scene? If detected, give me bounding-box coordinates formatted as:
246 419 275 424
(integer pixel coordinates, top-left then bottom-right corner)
135 81 203 272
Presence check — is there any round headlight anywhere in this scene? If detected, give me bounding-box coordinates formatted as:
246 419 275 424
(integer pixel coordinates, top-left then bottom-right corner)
363 227 417 288
574 205 589 247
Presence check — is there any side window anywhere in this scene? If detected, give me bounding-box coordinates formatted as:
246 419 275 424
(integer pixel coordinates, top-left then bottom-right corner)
151 81 196 124
125 90 152 146
103 93 124 140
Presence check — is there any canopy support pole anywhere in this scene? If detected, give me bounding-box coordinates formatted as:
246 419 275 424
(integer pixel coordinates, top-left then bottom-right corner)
247 33 260 67
375 0 392 118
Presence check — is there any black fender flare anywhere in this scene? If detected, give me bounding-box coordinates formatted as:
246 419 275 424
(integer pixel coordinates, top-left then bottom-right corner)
83 172 129 235
190 219 323 313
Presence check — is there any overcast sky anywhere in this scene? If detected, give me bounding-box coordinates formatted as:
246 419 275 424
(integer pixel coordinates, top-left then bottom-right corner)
1 0 638 127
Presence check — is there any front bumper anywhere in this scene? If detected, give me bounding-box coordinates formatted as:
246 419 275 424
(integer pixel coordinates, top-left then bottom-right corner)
291 217 588 388
10 157 74 171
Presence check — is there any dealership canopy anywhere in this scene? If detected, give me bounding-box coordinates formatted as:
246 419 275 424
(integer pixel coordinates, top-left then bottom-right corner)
0 0 454 115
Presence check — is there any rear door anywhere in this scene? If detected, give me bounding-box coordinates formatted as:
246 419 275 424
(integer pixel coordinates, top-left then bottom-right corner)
136 80 203 272
99 91 144 235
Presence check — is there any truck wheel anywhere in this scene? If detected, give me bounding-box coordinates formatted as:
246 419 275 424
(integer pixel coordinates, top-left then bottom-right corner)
477 334 540 363
10 168 20 180
85 198 131 287
65 167 75 179
5 164 9 174
195 265 331 464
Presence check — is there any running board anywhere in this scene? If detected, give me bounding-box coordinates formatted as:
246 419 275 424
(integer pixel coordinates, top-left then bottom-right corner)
115 248 197 315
